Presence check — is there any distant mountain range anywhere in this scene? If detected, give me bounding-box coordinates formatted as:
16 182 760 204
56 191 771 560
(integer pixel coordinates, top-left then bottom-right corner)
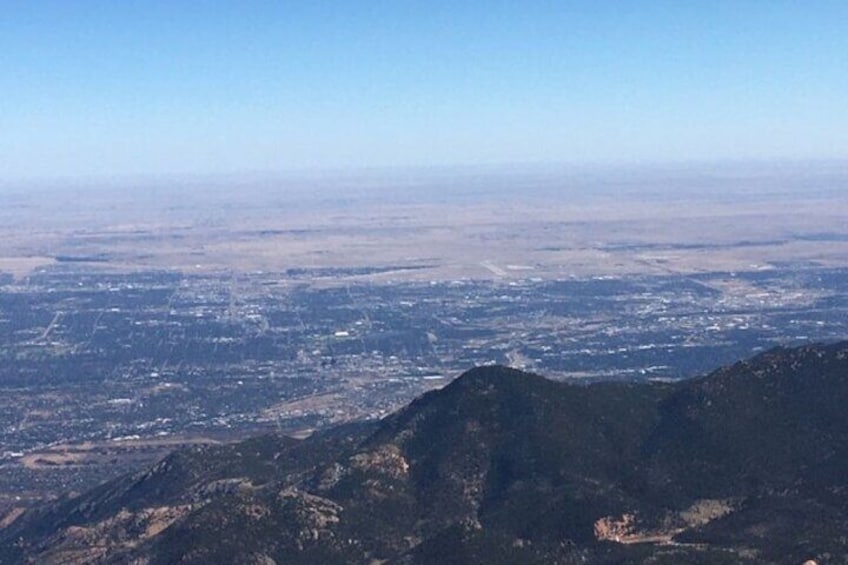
2 342 847 564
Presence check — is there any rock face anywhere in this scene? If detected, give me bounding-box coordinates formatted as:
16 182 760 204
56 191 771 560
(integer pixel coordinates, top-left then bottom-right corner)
3 343 848 564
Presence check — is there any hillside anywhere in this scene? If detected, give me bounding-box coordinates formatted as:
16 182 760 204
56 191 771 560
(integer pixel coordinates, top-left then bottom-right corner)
2 343 848 564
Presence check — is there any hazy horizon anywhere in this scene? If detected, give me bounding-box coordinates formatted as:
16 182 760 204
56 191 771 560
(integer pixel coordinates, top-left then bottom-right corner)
2 159 845 203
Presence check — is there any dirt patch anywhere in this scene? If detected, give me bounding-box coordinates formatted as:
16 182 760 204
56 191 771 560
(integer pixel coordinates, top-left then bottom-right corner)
0 256 56 280
594 499 738 545
0 506 26 528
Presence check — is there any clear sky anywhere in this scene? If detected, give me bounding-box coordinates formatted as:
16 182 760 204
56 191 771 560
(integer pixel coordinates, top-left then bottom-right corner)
2 1 846 180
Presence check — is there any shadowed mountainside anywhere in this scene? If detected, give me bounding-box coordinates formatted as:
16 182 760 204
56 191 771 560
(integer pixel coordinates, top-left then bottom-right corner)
2 342 847 564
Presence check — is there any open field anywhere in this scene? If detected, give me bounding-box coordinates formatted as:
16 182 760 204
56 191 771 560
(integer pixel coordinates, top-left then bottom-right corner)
1 165 846 282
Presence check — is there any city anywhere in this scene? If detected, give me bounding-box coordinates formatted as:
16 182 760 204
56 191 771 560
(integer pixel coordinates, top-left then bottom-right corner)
1 256 846 508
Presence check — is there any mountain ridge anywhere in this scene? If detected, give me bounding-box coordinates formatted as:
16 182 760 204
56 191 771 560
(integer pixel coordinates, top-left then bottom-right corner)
2 342 847 564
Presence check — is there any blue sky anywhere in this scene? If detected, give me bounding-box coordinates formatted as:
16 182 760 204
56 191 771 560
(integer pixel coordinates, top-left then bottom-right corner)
1 1 846 180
